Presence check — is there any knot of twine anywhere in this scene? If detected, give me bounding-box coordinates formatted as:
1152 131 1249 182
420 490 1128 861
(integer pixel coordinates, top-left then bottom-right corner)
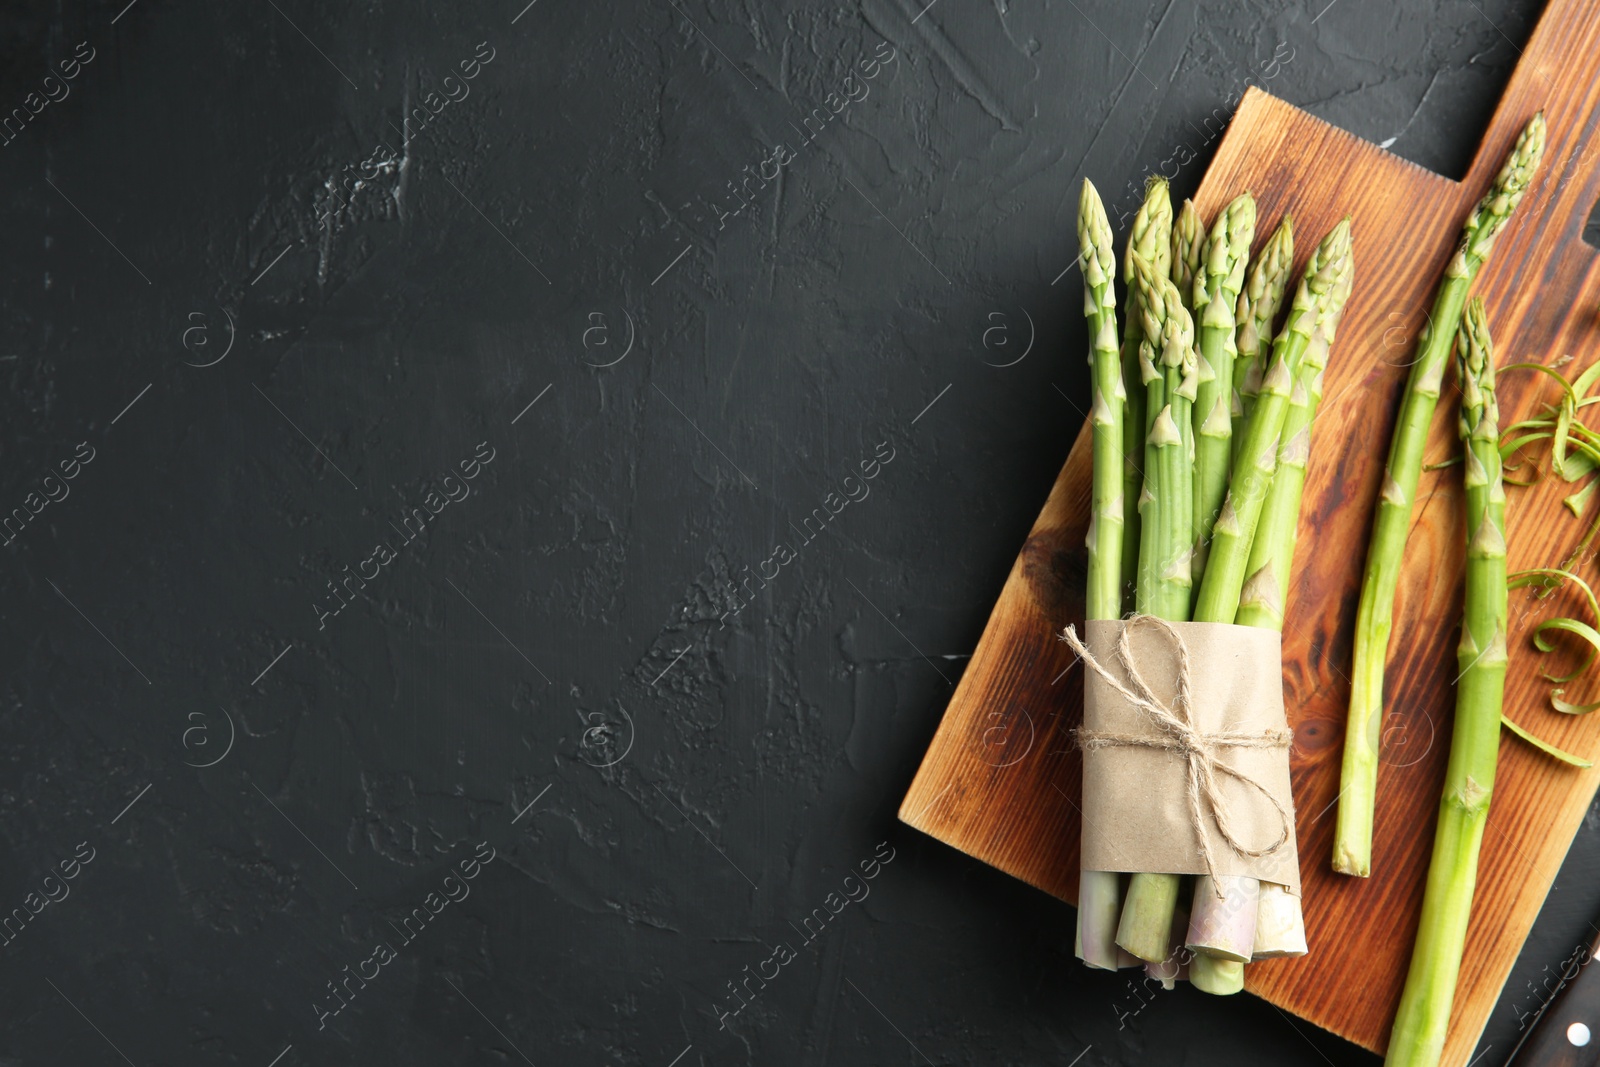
1060 614 1294 887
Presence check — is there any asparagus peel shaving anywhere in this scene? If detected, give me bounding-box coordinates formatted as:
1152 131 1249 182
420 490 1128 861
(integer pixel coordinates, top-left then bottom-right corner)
1191 193 1257 587
1336 112 1546 878
1074 179 1127 971
1383 298 1508 1067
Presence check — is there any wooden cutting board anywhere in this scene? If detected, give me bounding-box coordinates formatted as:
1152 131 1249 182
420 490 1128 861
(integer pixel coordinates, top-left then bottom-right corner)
899 2 1600 1062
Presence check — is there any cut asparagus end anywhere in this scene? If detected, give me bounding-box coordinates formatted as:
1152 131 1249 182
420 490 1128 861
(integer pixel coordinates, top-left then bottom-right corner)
1190 954 1246 996
1116 872 1181 962
1076 870 1124 970
1251 882 1309 959
1186 875 1260 963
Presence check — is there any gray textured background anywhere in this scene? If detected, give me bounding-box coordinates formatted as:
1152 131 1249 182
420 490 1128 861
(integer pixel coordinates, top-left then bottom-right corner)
0 0 1590 1064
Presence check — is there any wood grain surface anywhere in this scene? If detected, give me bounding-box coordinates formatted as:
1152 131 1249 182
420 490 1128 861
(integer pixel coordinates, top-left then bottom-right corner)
898 2 1600 1062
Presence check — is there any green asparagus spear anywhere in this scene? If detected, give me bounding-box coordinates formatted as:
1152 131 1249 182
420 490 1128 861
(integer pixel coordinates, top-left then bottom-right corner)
1176 221 1352 977
1234 256 1354 630
1233 216 1295 453
1115 263 1197 965
1172 199 1204 314
1075 179 1127 971
1191 194 1257 586
1383 298 1506 1066
1194 219 1354 625
1080 179 1126 622
1118 179 1174 600
1336 113 1545 878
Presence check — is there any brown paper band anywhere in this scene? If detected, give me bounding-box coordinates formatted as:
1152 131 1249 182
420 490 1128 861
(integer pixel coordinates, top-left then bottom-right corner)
1061 616 1302 895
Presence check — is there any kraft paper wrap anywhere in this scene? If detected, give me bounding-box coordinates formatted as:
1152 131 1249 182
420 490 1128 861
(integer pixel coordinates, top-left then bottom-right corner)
1074 617 1301 895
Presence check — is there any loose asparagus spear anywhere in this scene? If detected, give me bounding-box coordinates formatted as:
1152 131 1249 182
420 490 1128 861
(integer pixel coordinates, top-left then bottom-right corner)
1115 264 1197 965
1075 179 1127 971
1182 220 1354 968
1233 216 1295 453
1191 194 1257 587
1118 179 1175 600
1383 298 1506 1067
1335 113 1545 878
1172 199 1205 314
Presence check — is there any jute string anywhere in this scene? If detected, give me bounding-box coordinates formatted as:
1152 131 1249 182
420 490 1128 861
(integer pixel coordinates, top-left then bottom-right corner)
1060 614 1294 891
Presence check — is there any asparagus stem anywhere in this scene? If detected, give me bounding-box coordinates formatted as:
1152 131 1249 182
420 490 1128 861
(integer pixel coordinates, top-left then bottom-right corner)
1116 265 1198 964
1172 198 1205 316
1336 113 1545 878
1118 866 1182 963
1189 954 1245 995
1383 298 1507 1067
1191 194 1257 587
1233 217 1295 458
1075 179 1127 971
1194 219 1355 625
1119 179 1175 602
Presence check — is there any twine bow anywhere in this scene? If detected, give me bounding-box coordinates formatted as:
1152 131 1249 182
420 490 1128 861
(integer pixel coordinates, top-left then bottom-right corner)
1060 615 1295 889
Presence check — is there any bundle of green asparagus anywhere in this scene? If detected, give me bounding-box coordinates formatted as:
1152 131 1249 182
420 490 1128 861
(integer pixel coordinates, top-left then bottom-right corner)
1072 176 1354 993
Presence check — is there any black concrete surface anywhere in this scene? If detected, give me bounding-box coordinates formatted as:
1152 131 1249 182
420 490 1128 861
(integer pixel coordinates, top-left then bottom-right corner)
0 0 1590 1064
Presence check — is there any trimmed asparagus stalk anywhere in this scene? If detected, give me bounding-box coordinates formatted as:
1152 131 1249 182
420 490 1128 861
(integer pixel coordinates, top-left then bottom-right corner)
1186 875 1258 962
1115 264 1198 964
1336 112 1545 878
1118 179 1175 601
1252 882 1309 959
1075 179 1127 971
1172 198 1205 314
1191 193 1257 586
1233 216 1295 455
1383 298 1507 1067
1189 954 1245 996
1194 219 1354 624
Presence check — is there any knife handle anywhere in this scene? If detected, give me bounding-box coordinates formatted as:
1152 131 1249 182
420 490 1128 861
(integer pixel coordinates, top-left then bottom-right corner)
1515 943 1600 1066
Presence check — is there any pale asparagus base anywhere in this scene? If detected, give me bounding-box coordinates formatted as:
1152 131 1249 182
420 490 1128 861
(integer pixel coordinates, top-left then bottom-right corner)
1251 881 1309 958
1076 870 1124 970
1186 875 1259 962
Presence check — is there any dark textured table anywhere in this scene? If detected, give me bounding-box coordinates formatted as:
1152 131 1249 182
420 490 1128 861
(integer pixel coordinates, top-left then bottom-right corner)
0 0 1591 1063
